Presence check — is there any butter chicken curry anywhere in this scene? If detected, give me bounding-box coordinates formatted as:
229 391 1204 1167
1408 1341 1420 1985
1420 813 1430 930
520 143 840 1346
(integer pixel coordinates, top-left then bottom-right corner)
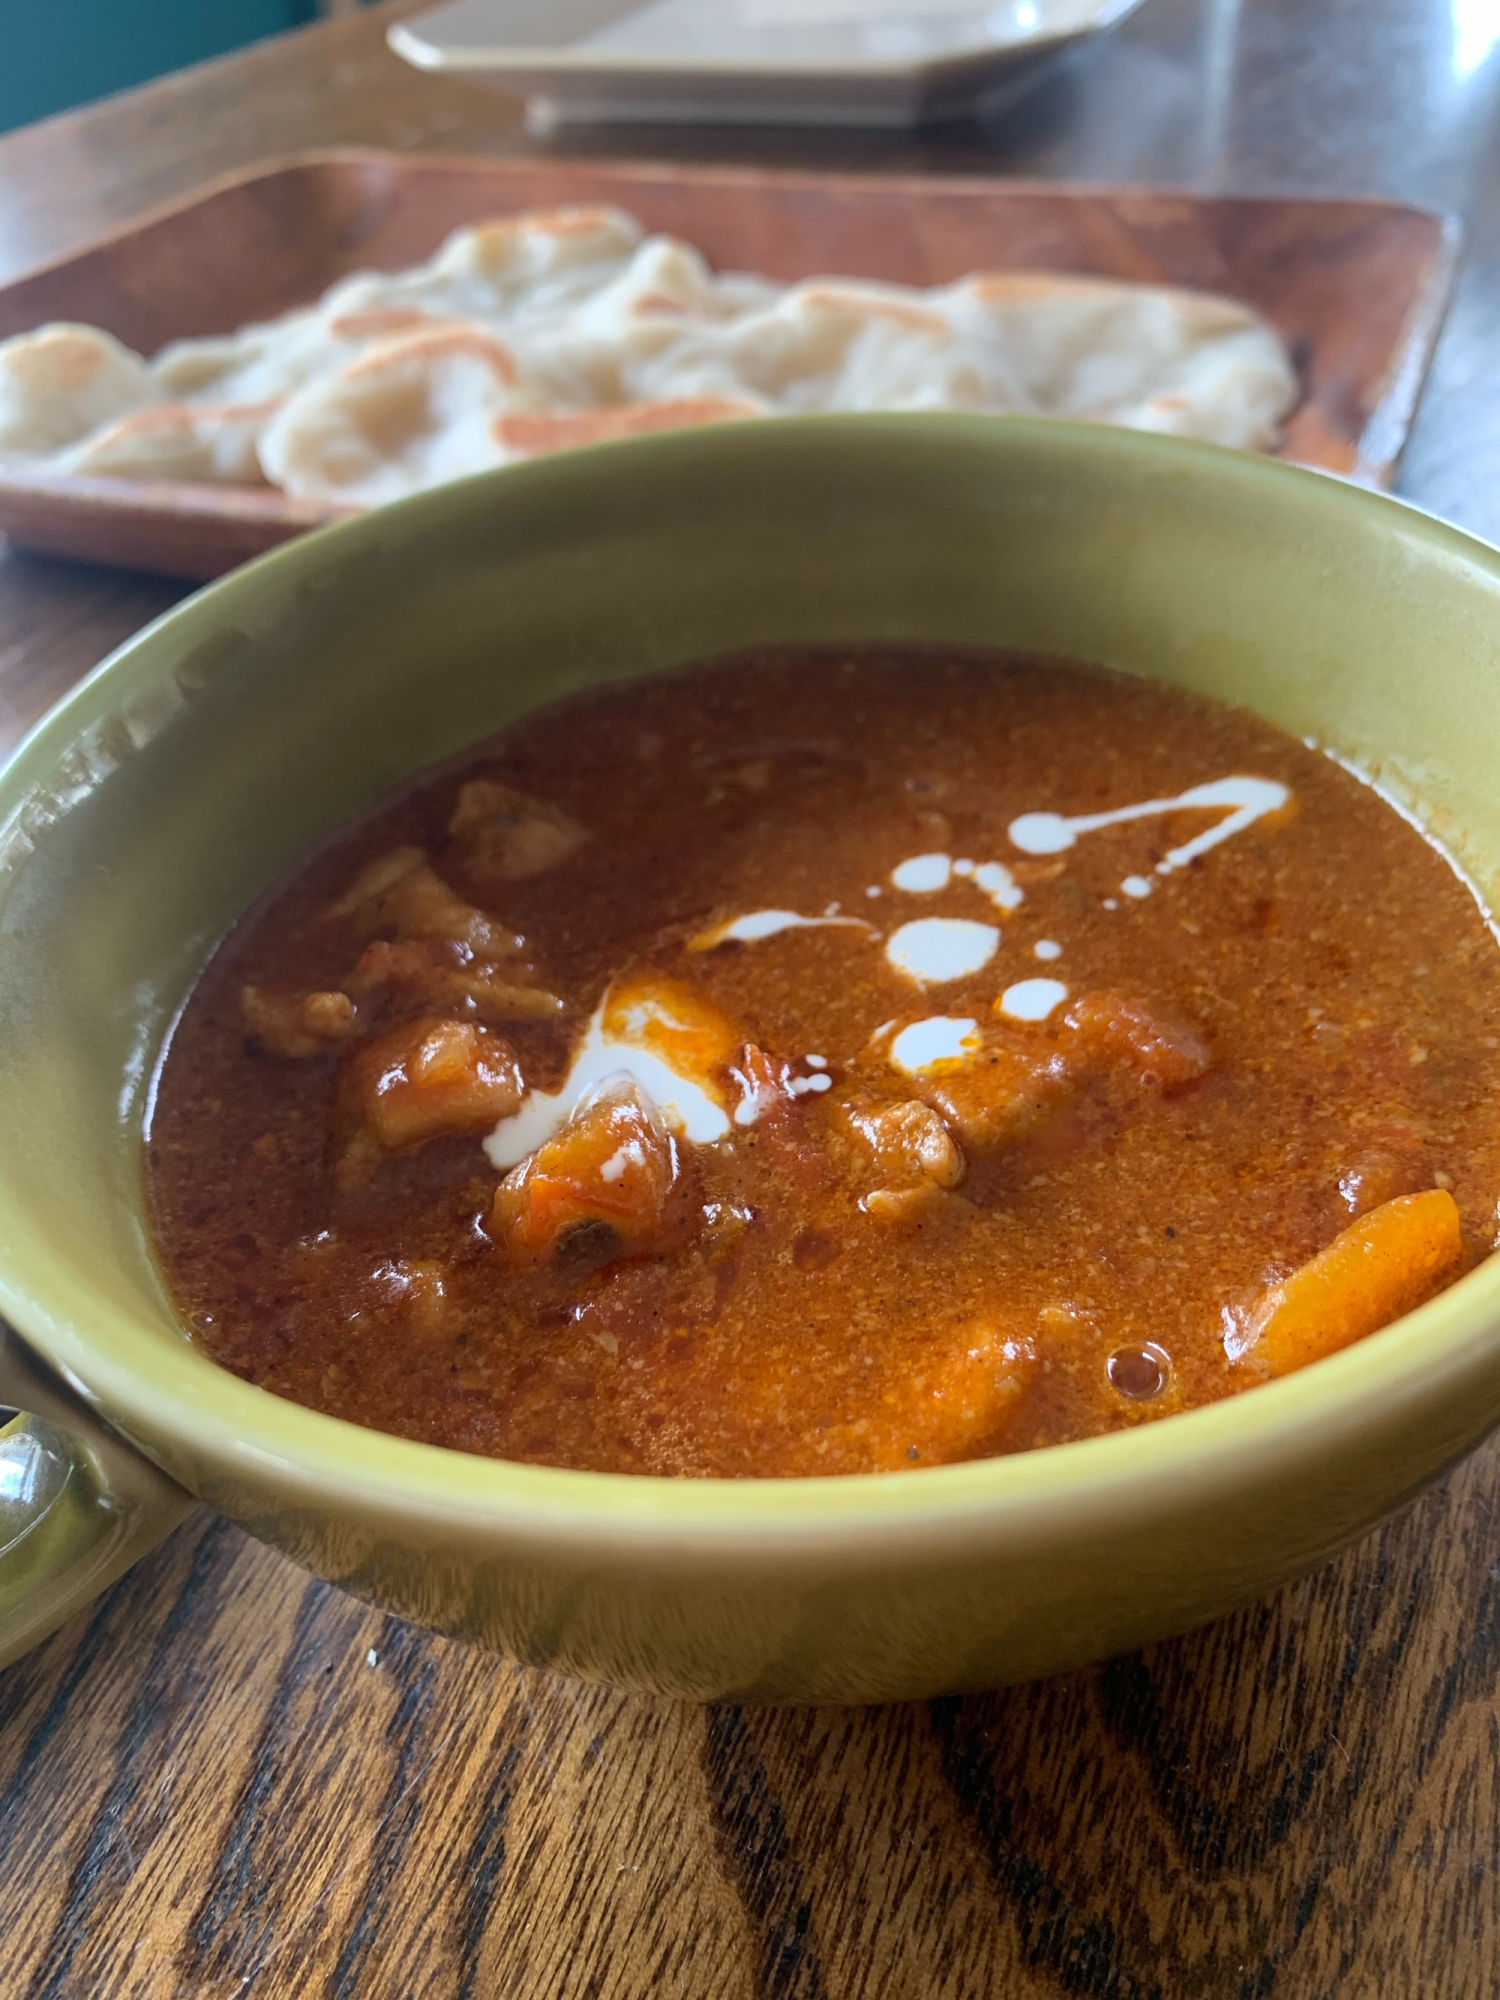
146 650 1500 1476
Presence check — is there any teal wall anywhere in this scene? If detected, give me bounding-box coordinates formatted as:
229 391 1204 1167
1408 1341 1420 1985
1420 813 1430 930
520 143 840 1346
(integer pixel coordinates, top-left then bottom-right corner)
1 0 321 133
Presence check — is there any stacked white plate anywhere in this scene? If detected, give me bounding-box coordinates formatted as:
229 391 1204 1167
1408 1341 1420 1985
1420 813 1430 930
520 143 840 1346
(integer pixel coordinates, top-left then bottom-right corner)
389 0 1147 129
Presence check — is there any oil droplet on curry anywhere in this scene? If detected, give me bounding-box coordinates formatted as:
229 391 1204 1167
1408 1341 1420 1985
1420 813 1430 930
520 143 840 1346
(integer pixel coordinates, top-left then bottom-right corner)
146 650 1500 1477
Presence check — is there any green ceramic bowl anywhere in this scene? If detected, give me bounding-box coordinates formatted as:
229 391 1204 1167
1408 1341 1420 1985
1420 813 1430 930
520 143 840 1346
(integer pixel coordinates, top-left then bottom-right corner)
5 415 1500 1701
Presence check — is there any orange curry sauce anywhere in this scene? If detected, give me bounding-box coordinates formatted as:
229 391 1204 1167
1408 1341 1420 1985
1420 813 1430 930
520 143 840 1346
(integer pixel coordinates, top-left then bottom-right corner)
146 650 1500 1476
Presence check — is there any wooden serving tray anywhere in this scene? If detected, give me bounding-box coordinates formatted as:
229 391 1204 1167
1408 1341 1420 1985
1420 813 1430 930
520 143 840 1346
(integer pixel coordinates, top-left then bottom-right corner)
0 149 1461 581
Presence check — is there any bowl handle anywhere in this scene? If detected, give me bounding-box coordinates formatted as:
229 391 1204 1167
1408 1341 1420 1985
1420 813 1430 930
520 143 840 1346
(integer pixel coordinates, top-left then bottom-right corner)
0 1323 197 1669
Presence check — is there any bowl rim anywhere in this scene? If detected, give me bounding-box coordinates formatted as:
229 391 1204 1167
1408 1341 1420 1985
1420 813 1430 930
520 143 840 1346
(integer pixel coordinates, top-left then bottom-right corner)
6 410 1500 1551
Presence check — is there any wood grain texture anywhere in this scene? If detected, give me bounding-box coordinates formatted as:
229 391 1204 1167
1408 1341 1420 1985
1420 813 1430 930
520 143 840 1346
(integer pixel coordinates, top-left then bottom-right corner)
0 149 1457 577
7 0 1500 1992
6 1444 1500 2000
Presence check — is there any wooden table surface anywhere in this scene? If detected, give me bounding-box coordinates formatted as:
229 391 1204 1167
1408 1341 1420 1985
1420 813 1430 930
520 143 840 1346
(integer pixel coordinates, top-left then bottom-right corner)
6 2 1500 1993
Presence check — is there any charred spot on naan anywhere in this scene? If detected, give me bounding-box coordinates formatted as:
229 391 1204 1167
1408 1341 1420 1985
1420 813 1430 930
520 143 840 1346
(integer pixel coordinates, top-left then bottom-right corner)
258 325 521 504
61 398 280 483
492 397 762 458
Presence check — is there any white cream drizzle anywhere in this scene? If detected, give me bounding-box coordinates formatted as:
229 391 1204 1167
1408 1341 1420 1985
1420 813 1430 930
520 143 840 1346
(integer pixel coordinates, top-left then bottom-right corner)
731 1057 832 1125
998 978 1069 1022
482 774 1298 1175
732 1068 776 1127
1008 777 1291 878
693 908 875 949
890 1016 981 1073
973 861 1025 911
484 1002 730 1169
886 917 999 985
891 853 951 892
890 851 1024 911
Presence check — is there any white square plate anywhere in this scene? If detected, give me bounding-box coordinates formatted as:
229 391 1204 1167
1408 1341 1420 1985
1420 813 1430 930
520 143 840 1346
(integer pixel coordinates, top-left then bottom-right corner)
389 0 1148 128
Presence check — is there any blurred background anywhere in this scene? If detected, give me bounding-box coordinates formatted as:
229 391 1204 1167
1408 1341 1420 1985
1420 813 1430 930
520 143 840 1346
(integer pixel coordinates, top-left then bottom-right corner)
1 0 368 132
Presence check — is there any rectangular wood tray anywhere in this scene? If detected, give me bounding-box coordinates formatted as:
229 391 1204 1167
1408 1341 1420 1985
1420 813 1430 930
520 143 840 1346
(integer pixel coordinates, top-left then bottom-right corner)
0 148 1461 581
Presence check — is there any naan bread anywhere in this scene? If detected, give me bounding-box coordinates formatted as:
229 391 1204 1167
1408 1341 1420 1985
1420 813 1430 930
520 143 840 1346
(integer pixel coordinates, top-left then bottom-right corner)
0 322 155 459
493 396 763 460
58 398 275 482
413 205 647 321
509 234 766 407
148 207 646 411
604 274 1293 439
944 274 1295 448
603 278 1013 414
259 324 523 505
153 305 461 407
0 206 1300 507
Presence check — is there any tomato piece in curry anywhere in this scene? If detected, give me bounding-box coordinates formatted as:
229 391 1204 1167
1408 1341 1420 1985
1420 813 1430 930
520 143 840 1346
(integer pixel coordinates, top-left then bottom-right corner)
145 649 1500 1477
